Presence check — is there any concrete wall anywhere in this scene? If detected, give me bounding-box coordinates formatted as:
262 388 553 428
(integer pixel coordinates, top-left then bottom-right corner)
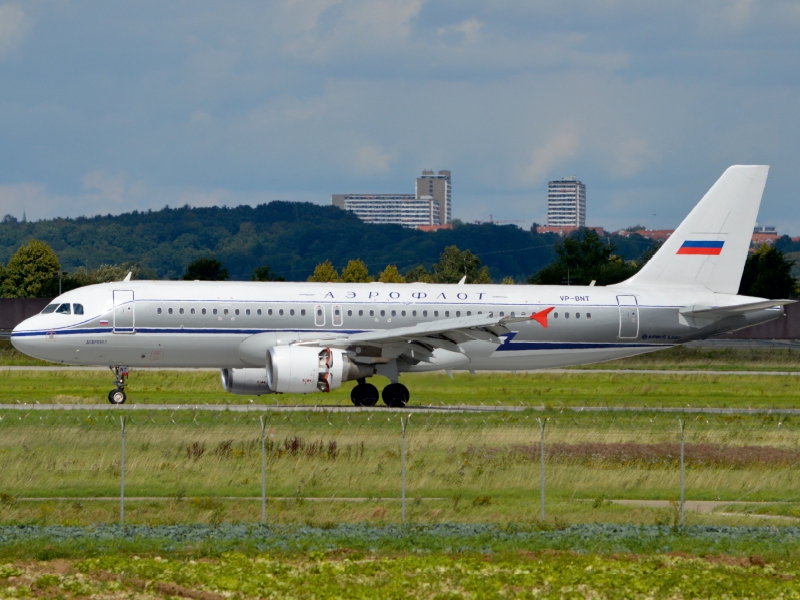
0 298 52 331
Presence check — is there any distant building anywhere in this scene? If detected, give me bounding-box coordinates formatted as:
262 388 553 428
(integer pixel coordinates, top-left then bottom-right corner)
616 229 674 243
752 225 779 246
547 176 586 227
332 170 451 229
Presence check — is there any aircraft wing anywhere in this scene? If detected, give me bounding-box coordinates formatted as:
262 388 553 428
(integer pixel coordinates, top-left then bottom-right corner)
679 299 795 319
296 307 555 360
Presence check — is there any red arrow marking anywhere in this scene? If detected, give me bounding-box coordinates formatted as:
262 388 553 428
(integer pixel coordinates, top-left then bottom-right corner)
530 306 555 328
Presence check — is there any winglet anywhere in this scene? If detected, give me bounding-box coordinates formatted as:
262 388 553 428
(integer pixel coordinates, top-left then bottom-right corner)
530 306 555 328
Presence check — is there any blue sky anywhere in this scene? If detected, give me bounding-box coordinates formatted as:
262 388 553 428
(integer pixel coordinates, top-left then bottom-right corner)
1 1 799 232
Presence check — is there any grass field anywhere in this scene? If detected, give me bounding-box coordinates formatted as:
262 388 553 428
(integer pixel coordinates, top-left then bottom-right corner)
3 549 799 599
0 410 797 528
2 366 800 408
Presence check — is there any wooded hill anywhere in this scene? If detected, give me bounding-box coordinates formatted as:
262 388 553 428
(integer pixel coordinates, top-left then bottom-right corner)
0 203 654 282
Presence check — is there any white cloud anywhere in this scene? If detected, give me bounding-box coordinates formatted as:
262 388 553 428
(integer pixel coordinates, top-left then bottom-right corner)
189 110 212 124
81 171 127 203
354 144 394 176
518 128 580 185
0 4 28 57
438 18 482 44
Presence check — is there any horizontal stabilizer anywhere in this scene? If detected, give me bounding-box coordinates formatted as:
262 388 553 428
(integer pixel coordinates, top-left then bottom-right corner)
679 299 795 319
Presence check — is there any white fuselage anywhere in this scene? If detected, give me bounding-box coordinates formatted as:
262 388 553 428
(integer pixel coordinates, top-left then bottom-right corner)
11 280 781 371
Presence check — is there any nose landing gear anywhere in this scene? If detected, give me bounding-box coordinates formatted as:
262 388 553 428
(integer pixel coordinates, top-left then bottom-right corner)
108 365 129 405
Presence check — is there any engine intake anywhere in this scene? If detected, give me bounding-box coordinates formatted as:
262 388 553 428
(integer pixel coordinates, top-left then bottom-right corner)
266 346 373 394
220 368 275 395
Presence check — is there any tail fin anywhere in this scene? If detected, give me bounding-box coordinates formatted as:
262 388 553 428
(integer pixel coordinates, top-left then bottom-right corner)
619 165 769 294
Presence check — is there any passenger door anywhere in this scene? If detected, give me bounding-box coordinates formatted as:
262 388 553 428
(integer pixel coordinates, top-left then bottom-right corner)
113 290 135 334
617 295 639 339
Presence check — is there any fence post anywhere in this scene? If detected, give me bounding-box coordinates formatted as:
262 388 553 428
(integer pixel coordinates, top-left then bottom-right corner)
401 415 409 524
679 418 685 528
538 417 546 521
120 415 126 525
260 415 267 524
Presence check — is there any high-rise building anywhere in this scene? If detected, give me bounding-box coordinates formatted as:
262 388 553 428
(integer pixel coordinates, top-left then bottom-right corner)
332 170 451 228
416 170 451 225
547 176 586 227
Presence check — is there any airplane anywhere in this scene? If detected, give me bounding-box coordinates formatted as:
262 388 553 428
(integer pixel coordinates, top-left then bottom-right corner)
11 165 792 407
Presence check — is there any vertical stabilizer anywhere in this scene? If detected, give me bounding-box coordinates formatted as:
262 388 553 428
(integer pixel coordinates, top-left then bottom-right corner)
618 165 769 294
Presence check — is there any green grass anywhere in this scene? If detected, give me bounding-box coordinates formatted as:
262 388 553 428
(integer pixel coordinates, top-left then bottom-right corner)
1 367 799 408
0 411 798 528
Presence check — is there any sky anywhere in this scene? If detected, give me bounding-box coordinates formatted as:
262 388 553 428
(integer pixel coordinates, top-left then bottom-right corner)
0 1 799 233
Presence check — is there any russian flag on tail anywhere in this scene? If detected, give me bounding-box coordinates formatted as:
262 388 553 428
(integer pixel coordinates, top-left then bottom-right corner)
677 240 725 255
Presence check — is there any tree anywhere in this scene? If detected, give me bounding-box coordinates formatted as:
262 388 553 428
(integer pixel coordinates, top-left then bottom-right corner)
528 228 638 286
404 265 434 283
251 265 285 282
739 244 797 299
182 257 229 281
341 259 372 283
378 265 405 283
501 276 515 285
431 246 492 283
1 239 61 298
308 260 340 282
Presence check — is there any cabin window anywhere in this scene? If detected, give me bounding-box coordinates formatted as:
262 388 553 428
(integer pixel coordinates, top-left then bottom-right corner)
510 312 515 317
223 309 229 316
553 312 558 319
445 311 450 317
73 304 84 315
380 310 385 317
499 311 504 317
56 303 71 314
290 309 295 316
422 310 427 317
168 308 173 315
412 310 417 317
245 309 250 316
358 310 363 316
213 309 218 315
587 313 592 319
391 310 396 317
347 310 352 317
279 309 284 316
565 312 570 319
202 308 206 315
401 310 406 317
268 309 272 315
434 311 439 317
157 308 162 315
190 308 196 315
576 313 580 319
456 311 460 317
301 309 306 316
369 310 374 317
467 311 471 316
235 309 240 316
41 304 58 314
257 309 262 316
179 308 184 315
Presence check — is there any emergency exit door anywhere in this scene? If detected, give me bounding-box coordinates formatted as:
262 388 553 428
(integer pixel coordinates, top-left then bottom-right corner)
113 290 135 333
617 295 639 339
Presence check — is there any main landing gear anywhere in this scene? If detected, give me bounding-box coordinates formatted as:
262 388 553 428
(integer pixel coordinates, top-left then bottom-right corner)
108 365 129 405
350 378 409 408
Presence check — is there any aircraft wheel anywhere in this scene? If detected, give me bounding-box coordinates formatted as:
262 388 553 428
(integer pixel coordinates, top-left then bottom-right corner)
108 388 127 405
351 383 379 406
382 382 409 407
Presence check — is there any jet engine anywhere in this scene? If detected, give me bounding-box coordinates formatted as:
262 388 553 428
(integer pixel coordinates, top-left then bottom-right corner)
266 346 373 393
220 368 275 396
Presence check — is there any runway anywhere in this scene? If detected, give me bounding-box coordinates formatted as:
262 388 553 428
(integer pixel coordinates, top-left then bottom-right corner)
1 403 799 415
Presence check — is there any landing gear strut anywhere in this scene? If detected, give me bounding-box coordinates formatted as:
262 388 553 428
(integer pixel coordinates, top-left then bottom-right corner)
108 365 129 405
350 378 380 406
382 382 409 407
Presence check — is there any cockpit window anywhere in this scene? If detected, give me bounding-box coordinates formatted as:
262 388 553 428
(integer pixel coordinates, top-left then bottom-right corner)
41 304 58 314
55 303 71 314
73 304 84 315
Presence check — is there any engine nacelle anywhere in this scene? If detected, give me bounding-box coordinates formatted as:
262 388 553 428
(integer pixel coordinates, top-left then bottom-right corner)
220 368 275 395
266 346 373 394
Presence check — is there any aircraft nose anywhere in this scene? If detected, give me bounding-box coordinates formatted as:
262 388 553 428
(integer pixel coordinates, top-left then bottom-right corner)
10 316 36 352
